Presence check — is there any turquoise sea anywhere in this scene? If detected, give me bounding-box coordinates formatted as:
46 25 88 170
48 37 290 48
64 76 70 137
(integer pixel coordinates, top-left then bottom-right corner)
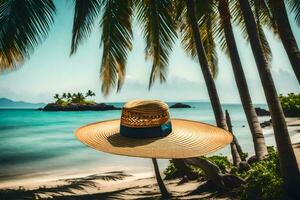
0 102 272 185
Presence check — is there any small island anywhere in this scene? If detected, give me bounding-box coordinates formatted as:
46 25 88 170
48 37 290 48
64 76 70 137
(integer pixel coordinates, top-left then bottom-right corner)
170 103 191 108
41 90 120 111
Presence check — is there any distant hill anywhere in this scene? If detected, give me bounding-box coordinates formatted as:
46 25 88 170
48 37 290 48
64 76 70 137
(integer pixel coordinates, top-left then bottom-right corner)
0 98 46 108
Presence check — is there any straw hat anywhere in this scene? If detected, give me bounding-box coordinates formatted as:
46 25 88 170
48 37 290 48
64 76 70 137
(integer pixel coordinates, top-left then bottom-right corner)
75 100 232 159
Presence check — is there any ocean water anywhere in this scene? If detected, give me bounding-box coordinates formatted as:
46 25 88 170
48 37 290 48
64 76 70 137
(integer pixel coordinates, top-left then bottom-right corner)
0 102 272 185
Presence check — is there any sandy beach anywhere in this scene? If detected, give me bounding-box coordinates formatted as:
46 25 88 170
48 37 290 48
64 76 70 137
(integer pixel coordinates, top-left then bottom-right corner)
1 118 299 199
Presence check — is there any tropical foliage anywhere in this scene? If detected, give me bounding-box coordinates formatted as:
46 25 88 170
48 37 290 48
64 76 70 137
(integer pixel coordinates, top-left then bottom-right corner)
236 147 283 200
279 93 300 117
165 147 283 200
52 91 95 105
0 0 55 72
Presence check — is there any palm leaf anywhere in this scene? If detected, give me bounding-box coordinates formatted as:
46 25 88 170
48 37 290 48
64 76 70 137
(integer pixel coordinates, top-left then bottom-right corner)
70 0 102 55
253 0 273 63
200 15 218 78
178 5 197 58
179 0 218 78
288 0 300 26
100 0 133 96
0 0 55 72
135 0 177 89
231 0 272 64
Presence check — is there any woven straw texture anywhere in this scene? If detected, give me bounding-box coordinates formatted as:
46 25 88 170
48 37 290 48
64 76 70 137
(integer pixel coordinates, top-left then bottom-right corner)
75 119 233 159
121 99 170 128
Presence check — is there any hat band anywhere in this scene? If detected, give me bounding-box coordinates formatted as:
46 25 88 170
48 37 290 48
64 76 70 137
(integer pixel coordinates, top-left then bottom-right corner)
120 121 172 138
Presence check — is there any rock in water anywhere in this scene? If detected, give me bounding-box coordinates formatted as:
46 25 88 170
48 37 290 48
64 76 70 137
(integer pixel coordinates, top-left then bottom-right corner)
260 119 272 128
170 103 191 108
255 107 270 116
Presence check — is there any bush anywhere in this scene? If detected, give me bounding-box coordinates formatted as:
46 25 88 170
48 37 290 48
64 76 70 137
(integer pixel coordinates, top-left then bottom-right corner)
164 162 178 180
279 93 300 117
203 155 232 173
164 155 231 179
164 148 284 200
237 146 283 200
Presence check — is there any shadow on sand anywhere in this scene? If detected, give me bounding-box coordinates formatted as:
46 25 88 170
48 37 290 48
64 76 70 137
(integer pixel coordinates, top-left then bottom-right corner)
0 171 137 200
0 170 239 200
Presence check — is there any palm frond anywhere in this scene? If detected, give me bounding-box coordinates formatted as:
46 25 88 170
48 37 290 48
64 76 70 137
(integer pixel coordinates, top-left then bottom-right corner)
231 0 272 63
70 0 102 55
288 0 300 26
135 0 177 89
0 0 55 72
100 0 133 96
257 0 278 34
253 0 273 63
231 0 249 40
215 0 230 57
200 15 218 78
179 7 197 58
179 0 218 78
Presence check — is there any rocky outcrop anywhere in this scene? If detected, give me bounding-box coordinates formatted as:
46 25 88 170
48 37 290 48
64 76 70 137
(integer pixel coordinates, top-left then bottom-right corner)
170 103 191 108
42 103 120 111
255 107 270 116
282 109 300 117
260 119 272 128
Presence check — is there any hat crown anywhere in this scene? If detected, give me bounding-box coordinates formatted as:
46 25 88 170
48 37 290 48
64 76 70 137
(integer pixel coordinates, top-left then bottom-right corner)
121 100 170 128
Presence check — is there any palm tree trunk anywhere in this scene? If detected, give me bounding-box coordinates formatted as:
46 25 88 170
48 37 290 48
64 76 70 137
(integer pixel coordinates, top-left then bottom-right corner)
225 110 242 166
218 0 267 160
185 0 227 130
238 0 300 198
151 158 171 198
271 0 300 84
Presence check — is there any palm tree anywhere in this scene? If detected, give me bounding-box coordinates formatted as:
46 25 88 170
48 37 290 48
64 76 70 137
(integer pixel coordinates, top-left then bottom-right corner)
71 1 176 196
70 0 133 95
67 92 72 101
75 92 85 103
73 0 234 189
53 93 60 101
215 0 268 160
225 110 241 166
62 92 67 99
0 0 55 72
183 0 227 130
268 0 300 83
85 90 95 98
237 0 300 197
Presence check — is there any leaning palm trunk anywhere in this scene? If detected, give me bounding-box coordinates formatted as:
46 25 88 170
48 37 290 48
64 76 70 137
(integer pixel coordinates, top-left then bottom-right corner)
238 0 300 198
185 0 227 130
225 110 241 166
218 0 267 160
232 135 245 160
271 0 300 84
184 0 244 190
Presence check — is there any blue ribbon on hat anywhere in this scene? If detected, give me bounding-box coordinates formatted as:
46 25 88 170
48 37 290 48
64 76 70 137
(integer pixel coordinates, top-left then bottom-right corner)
120 121 172 138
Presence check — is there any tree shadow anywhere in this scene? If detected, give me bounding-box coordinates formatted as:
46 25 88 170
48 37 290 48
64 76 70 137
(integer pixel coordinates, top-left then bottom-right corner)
0 171 131 200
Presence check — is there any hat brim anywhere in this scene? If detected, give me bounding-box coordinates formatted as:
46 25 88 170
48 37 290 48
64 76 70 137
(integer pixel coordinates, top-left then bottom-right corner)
75 119 232 159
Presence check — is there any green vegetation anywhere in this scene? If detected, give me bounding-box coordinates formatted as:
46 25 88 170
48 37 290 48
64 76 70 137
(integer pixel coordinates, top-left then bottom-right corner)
237 147 283 200
53 90 96 106
279 93 300 117
164 147 283 200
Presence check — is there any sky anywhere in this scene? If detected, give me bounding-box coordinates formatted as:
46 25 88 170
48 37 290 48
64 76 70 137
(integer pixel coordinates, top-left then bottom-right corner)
0 0 299 104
